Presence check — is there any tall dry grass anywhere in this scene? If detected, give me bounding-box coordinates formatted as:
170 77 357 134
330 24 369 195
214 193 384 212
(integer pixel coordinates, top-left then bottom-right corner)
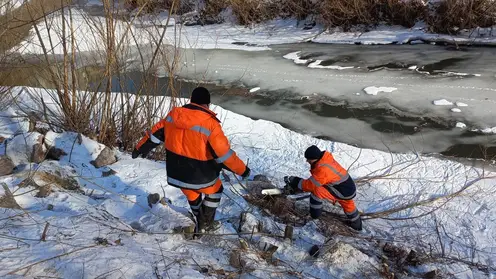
1 0 185 151
197 0 495 34
428 0 496 33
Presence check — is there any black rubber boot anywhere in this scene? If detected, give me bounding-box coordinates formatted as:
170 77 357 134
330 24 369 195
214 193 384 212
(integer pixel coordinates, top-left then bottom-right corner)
201 203 218 232
193 203 220 238
349 215 363 231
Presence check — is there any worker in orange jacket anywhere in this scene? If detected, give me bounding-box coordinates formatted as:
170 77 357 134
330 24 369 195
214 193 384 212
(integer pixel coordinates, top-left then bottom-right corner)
132 87 251 234
284 145 362 231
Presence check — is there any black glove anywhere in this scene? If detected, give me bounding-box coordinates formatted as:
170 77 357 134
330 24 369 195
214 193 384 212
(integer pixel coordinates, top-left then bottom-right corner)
131 149 140 159
241 166 251 179
283 176 302 194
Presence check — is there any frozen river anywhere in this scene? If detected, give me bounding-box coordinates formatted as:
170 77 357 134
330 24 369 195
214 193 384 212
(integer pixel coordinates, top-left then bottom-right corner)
140 43 496 160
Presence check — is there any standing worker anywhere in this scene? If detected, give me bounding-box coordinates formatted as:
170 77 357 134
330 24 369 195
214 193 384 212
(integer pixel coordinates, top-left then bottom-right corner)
132 87 251 234
284 145 362 231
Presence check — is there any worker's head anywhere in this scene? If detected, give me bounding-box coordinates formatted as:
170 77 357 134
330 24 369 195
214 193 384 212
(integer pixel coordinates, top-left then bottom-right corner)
304 145 322 164
191 87 211 108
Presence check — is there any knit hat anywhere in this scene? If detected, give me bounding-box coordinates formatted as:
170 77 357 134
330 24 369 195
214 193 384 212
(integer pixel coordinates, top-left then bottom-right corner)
304 145 323 160
191 87 211 105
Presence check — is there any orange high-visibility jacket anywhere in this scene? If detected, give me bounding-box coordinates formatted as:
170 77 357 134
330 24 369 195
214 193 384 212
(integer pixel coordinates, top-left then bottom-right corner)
297 151 356 201
135 103 248 190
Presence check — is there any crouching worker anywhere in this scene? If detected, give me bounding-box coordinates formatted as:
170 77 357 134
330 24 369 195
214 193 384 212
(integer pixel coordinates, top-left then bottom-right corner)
132 87 251 235
284 145 362 231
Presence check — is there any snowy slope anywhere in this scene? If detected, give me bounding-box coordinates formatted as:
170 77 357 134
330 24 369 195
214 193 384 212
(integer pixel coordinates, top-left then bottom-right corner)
1 86 495 278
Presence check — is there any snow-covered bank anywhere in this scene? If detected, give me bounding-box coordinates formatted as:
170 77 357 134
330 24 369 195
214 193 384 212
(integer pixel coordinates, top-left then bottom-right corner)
11 6 496 56
1 86 496 278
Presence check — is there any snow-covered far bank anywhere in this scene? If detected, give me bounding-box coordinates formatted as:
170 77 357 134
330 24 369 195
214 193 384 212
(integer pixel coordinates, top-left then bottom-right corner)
313 25 496 46
0 86 496 278
10 6 496 56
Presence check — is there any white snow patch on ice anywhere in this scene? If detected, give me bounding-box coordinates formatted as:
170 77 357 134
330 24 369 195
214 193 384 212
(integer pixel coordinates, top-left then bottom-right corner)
481 127 496 134
283 51 309 64
249 87 261 93
456 122 467 129
451 108 462 113
313 25 496 46
433 99 453 106
408 65 418 70
456 102 469 107
308 60 354 70
363 86 397 95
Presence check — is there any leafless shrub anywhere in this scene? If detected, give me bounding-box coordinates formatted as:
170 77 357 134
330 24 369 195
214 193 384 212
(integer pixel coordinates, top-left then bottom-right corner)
428 0 496 34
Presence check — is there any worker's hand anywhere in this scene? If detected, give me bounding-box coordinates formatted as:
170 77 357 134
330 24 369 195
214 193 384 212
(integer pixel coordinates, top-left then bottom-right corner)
131 149 140 159
132 148 149 159
283 176 302 194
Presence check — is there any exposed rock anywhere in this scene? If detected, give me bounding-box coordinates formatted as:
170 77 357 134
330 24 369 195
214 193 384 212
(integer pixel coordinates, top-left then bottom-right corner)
35 184 53 198
102 168 117 177
229 250 248 269
46 146 67 160
31 136 46 163
238 212 260 233
147 193 160 208
0 183 21 209
253 174 270 182
309 244 320 257
6 132 47 165
0 136 5 143
324 242 379 275
130 221 145 231
424 270 440 279
90 146 116 168
27 111 42 132
0 156 15 176
258 242 278 260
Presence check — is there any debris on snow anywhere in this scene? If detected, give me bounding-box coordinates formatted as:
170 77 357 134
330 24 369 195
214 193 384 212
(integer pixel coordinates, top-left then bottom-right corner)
363 86 397 95
432 99 453 106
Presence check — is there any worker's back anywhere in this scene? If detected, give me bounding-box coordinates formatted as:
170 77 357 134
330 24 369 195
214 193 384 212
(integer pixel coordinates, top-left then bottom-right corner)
165 103 224 189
